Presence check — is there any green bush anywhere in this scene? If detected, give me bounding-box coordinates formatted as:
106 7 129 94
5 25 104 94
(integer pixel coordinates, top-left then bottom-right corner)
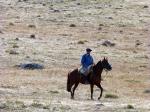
126 104 134 109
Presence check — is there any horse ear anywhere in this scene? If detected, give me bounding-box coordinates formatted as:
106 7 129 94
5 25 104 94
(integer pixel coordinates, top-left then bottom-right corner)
104 57 107 60
106 57 108 60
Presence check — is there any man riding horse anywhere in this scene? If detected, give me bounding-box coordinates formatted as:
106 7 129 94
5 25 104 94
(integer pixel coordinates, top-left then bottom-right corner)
79 48 94 83
67 48 112 100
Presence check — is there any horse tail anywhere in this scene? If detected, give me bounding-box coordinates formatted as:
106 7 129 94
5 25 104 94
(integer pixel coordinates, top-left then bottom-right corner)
67 72 71 92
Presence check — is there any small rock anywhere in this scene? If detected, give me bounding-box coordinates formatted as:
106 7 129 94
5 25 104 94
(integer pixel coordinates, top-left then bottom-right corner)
96 103 104 107
102 40 115 47
129 33 134 35
28 24 36 28
26 56 30 58
42 3 46 6
9 22 14 26
49 90 59 94
0 30 3 34
98 27 102 30
143 55 149 59
79 40 88 44
30 34 36 39
18 63 44 70
97 7 102 9
69 24 76 27
108 17 113 19
126 105 134 109
144 89 150 93
0 103 7 109
13 44 19 48
119 24 126 27
144 29 148 32
143 5 149 8
119 30 123 33
135 40 142 46
18 0 27 2
53 9 60 12
77 3 81 5
99 24 104 26
133 50 137 53
115 7 122 9
15 38 19 41
37 15 41 17
9 50 19 55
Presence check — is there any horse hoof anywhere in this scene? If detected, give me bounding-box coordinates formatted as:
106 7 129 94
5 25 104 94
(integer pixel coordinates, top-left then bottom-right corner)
98 97 100 100
91 98 94 100
71 97 74 99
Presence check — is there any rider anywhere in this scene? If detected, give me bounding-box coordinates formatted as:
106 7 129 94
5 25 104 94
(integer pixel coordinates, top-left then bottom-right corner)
80 48 94 77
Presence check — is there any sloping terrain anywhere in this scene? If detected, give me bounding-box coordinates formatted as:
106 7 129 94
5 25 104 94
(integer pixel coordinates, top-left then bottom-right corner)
0 0 150 112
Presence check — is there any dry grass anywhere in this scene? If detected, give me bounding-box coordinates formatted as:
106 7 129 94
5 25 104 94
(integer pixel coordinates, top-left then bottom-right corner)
0 0 149 112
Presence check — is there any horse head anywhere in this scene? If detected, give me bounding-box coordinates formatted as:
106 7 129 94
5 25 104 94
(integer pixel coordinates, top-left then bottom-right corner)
101 57 112 71
94 57 112 72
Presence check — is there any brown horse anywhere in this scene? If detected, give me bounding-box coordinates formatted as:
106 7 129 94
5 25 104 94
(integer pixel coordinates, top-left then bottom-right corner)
67 57 112 100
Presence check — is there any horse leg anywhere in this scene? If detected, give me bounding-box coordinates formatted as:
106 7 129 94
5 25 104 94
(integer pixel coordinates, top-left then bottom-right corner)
95 83 103 100
69 83 74 99
70 84 75 99
90 84 94 100
71 82 79 99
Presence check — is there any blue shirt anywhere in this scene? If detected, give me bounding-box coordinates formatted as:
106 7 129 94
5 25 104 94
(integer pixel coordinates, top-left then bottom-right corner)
81 54 94 68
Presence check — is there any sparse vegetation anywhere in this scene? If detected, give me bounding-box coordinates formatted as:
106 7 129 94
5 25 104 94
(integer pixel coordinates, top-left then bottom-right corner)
77 40 88 44
12 44 19 48
0 103 8 109
0 100 26 110
102 40 115 47
28 24 36 28
126 104 134 109
43 105 50 109
31 101 44 108
125 79 140 83
78 41 85 44
15 101 26 108
0 0 149 112
49 90 59 94
6 50 19 55
99 24 104 26
105 93 119 99
59 104 71 112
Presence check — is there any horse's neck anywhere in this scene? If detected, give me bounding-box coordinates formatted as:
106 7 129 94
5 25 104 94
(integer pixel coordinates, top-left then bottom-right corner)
93 63 103 78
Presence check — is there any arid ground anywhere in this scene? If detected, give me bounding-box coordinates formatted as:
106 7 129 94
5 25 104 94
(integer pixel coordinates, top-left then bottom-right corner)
0 0 150 112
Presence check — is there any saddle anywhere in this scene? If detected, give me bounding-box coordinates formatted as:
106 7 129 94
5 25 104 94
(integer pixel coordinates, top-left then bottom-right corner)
78 66 94 84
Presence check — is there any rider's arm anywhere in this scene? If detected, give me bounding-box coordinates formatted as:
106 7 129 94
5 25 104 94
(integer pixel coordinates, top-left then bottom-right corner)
81 55 86 66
